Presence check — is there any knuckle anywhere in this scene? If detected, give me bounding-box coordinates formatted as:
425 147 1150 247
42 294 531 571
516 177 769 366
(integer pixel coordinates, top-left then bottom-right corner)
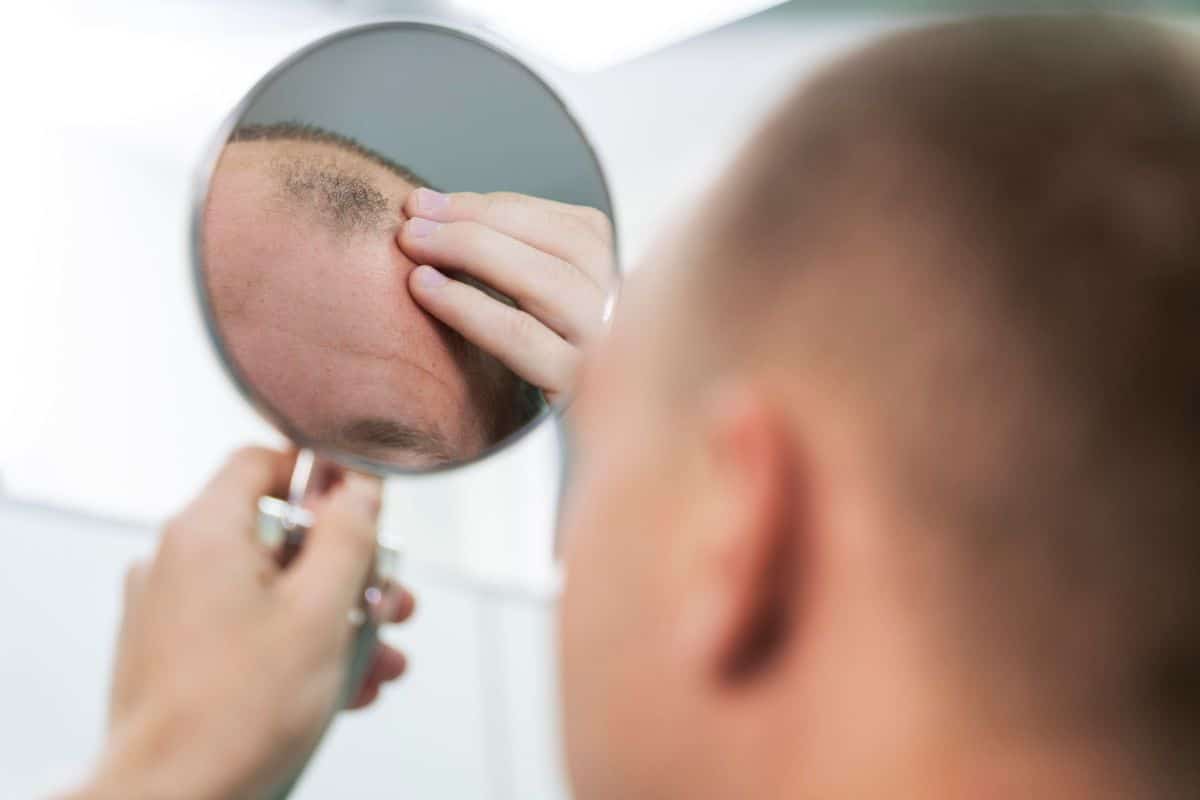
489 191 522 209
485 192 527 225
507 307 542 346
453 191 484 214
544 255 578 292
480 192 506 219
579 206 613 241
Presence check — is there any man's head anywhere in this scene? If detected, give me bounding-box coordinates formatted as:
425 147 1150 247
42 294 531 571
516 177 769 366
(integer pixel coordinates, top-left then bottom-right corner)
203 123 535 467
561 15 1200 799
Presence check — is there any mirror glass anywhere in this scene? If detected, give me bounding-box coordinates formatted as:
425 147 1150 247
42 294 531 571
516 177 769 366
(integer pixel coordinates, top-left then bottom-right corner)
194 22 617 473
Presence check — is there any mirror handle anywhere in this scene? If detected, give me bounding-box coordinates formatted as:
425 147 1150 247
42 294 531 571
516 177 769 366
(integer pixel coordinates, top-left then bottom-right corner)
255 448 387 799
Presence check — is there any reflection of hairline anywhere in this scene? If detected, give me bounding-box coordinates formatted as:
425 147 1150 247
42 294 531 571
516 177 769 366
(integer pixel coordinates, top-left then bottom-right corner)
233 123 428 236
229 122 434 187
225 121 545 449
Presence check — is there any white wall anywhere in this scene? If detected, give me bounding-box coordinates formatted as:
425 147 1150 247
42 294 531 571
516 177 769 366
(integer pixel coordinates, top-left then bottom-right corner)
0 497 550 799
0 3 894 798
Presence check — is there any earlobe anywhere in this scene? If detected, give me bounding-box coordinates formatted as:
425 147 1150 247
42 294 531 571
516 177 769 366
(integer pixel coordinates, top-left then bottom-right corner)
682 381 801 685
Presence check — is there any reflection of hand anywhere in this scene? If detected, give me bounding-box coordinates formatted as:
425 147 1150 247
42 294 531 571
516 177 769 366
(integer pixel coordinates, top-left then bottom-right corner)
399 189 614 404
64 448 415 800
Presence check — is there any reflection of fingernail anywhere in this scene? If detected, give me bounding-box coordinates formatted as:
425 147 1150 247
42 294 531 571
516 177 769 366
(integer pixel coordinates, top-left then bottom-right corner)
414 187 449 213
407 217 440 238
414 265 448 289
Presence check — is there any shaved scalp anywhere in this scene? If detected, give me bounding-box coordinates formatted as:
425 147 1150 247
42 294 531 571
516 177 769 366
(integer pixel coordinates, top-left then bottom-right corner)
692 14 1200 793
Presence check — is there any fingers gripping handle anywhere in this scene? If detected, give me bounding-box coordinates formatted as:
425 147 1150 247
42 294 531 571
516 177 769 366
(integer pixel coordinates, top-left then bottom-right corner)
255 450 398 800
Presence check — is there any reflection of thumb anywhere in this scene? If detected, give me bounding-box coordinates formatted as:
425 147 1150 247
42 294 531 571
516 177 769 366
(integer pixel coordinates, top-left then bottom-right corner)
287 473 381 621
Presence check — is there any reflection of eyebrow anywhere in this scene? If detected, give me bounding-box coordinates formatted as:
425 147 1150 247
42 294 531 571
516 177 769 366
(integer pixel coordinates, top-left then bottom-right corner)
341 417 456 463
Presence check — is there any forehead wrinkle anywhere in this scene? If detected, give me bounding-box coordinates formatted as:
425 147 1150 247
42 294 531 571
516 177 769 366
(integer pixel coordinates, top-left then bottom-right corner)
242 314 473 420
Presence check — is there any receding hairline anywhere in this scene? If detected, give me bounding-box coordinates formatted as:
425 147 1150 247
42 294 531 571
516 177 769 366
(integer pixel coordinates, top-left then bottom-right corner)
215 122 544 442
218 126 420 236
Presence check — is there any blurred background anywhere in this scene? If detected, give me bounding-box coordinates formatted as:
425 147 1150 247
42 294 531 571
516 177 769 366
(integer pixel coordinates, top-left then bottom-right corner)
0 1 1191 797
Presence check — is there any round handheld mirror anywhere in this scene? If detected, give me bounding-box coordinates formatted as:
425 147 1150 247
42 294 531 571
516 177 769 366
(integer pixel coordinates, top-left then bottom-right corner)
190 20 617 797
194 20 616 475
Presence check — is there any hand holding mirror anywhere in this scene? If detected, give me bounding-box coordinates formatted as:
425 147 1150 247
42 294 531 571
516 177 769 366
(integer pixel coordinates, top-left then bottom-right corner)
191 20 618 797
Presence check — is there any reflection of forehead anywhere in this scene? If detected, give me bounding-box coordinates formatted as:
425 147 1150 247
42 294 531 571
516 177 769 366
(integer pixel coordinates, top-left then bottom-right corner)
270 154 392 234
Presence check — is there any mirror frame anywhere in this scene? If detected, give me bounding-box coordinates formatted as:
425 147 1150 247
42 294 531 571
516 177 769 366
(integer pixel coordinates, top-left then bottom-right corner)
189 18 621 477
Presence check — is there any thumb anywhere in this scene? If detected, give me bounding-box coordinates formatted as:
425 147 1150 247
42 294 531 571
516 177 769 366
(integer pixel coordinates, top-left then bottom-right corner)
284 472 382 624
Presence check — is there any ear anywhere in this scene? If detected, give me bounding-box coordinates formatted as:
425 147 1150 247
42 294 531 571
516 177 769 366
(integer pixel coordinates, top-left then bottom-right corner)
677 380 801 685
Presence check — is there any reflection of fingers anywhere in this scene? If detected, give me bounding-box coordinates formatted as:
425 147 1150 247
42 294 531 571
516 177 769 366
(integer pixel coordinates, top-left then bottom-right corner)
410 265 578 397
404 189 613 286
399 218 605 343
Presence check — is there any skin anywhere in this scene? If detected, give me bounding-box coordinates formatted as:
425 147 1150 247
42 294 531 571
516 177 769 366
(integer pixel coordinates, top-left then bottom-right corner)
205 140 615 466
61 144 619 797
67 183 1139 800
66 25 1155 800
205 140 491 467
400 186 614 404
61 449 415 800
556 210 1139 800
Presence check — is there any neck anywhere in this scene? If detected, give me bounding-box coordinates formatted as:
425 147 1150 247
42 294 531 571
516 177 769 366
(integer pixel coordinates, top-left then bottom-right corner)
766 534 1141 799
873 729 1144 800
775 662 1145 800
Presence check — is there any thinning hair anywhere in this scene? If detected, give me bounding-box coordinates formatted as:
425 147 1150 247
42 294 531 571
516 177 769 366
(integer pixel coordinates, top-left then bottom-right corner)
223 121 543 442
226 123 435 235
695 14 1200 793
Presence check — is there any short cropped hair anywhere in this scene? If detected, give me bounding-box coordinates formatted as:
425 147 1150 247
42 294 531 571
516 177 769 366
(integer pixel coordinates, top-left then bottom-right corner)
226 123 433 235
700 14 1200 793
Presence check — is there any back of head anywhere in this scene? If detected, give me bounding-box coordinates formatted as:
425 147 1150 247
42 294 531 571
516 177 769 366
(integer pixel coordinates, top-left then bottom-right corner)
695 14 1200 795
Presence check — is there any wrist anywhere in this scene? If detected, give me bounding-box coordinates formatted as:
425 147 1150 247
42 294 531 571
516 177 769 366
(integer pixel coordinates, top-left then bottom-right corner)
62 719 224 800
